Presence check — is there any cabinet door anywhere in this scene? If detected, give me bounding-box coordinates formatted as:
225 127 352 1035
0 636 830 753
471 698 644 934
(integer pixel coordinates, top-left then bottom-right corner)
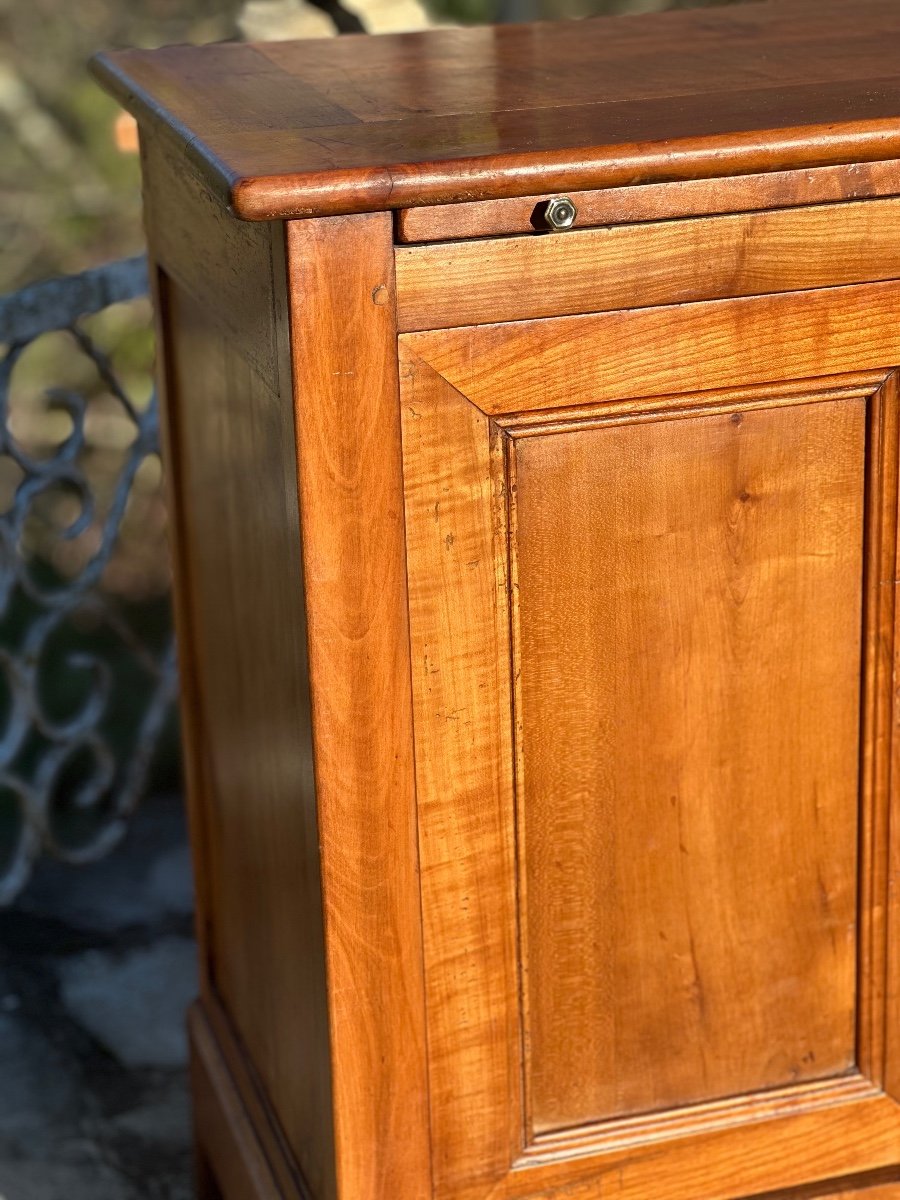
399 281 900 1200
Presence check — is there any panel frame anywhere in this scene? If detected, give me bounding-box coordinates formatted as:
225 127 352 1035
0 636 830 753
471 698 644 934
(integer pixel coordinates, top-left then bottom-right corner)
399 286 900 1200
403 279 900 415
282 213 434 1200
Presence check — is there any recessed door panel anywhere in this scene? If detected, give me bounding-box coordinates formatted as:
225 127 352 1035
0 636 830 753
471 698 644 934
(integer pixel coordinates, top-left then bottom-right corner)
511 402 863 1133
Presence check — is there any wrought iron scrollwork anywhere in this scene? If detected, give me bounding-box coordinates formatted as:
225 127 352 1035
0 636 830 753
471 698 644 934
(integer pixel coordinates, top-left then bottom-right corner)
0 254 177 903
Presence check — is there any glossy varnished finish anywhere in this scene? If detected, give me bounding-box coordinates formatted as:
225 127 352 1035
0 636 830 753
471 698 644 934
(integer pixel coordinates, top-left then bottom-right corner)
95 0 900 219
394 160 900 242
398 287 900 1195
405 280 900 413
400 358 521 1198
142 126 340 1199
513 402 862 1131
284 213 431 1200
153 187 431 1198
396 197 900 330
103 6 900 1199
157 250 337 1195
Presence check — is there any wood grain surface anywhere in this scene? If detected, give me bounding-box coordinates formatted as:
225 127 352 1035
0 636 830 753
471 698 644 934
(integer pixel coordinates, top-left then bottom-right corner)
739 1163 900 1200
511 401 863 1133
503 1091 900 1200
141 135 282 383
829 1190 900 1199
143 129 338 1200
859 372 900 1102
190 1005 281 1200
400 352 521 1200
405 280 900 415
93 0 900 219
400 323 900 1199
394 160 900 243
285 213 432 1200
161 271 337 1199
808 1188 900 1200
132 6 900 1191
396 197 900 331
398 267 900 1196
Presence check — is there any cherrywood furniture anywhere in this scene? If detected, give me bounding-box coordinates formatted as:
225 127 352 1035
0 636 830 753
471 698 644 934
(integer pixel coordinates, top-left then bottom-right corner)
93 3 900 1197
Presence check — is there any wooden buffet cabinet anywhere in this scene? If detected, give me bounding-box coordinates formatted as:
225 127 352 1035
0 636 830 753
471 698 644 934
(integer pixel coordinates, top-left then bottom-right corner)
94 3 900 1197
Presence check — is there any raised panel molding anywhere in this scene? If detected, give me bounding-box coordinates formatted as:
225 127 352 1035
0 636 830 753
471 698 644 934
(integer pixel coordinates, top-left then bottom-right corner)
399 334 900 1200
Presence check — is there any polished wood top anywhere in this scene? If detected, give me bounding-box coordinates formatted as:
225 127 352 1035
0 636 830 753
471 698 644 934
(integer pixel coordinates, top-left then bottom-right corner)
92 0 900 221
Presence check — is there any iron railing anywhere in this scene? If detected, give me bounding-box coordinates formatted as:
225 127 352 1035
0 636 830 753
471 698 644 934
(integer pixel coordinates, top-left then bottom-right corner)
0 255 177 904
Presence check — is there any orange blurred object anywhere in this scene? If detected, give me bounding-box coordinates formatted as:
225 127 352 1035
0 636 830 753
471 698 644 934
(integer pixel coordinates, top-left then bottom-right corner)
114 110 139 153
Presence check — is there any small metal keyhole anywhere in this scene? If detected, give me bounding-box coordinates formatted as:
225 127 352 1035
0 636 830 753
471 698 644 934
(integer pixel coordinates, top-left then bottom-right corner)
544 196 577 231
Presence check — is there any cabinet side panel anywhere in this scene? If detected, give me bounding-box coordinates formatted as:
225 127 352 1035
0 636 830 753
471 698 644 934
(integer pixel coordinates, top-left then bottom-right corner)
143 133 336 1198
512 400 864 1133
142 134 282 390
160 272 335 1197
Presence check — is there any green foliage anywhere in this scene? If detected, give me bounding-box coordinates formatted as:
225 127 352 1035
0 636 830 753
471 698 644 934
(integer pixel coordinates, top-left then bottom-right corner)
424 0 497 23
0 0 243 292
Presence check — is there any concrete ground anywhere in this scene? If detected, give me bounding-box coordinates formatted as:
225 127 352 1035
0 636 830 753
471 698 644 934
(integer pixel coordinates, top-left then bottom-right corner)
0 795 196 1200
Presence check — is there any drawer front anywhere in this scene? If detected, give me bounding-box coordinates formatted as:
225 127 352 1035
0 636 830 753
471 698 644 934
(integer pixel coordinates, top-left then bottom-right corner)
394 161 900 244
395 195 900 332
399 282 900 1200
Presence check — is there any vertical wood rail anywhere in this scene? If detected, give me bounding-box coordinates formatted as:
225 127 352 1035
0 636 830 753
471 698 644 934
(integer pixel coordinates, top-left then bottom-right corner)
873 369 900 1099
859 372 900 1093
284 213 432 1200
